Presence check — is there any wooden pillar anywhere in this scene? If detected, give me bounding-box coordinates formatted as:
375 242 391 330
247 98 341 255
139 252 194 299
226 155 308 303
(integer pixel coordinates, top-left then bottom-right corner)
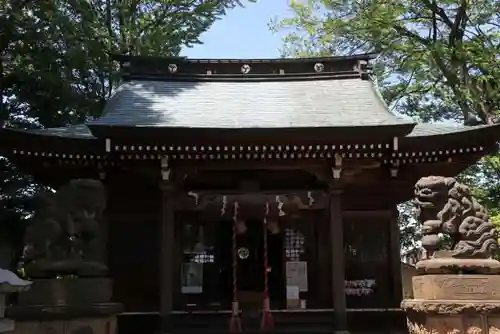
329 153 348 334
160 157 175 334
387 167 403 308
98 168 109 269
389 207 403 307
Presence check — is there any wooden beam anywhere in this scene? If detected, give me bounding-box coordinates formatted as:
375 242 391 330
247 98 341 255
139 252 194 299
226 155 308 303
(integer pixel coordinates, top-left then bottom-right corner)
175 159 328 171
174 190 330 212
106 210 393 223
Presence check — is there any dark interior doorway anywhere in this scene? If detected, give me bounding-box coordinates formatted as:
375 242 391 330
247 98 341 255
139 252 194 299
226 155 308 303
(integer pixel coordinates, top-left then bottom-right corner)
218 219 285 309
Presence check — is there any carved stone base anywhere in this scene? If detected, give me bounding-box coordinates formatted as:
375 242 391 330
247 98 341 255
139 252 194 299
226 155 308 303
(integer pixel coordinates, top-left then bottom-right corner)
6 303 122 334
24 260 108 278
10 316 116 334
412 274 500 300
416 257 500 275
402 300 500 333
402 273 500 333
18 278 112 306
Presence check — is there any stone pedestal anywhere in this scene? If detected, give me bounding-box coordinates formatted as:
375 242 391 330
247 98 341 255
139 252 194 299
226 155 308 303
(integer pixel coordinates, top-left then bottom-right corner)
17 278 112 306
7 303 122 334
7 278 122 334
402 274 500 333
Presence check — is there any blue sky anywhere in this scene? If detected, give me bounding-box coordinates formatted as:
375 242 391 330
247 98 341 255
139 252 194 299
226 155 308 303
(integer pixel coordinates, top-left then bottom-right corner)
181 0 290 59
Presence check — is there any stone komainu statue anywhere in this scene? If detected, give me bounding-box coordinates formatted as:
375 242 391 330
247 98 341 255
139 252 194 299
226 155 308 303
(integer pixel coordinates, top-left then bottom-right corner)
22 179 107 277
415 176 499 259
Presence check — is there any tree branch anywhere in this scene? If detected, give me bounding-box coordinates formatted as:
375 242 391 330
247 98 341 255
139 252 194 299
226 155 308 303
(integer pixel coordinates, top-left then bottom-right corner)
449 0 467 47
420 0 454 28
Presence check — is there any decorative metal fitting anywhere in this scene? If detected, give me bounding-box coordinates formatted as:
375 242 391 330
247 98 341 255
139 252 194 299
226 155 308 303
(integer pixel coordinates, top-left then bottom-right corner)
241 64 251 74
168 64 178 74
314 63 324 73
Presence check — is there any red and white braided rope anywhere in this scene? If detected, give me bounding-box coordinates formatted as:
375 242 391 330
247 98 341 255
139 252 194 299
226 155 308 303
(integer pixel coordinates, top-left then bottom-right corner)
263 202 270 300
229 201 242 333
261 201 274 331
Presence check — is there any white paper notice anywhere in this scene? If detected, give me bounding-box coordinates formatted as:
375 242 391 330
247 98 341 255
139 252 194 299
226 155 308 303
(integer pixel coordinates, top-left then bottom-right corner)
286 285 300 300
286 261 308 292
300 299 306 309
181 262 203 294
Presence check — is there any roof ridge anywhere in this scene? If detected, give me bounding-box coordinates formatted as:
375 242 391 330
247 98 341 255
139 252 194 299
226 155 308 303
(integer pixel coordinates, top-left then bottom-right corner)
122 71 366 83
117 53 374 81
113 53 378 63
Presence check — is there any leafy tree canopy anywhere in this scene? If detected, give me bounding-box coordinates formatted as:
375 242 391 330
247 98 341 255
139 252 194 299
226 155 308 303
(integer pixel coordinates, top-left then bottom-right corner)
2 0 254 128
271 0 500 251
0 0 254 263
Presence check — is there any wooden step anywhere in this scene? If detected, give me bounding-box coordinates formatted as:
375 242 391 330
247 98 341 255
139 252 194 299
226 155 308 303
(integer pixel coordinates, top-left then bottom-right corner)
117 309 407 334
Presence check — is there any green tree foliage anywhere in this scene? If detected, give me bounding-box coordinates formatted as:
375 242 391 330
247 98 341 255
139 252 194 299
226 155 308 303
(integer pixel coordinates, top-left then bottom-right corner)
2 0 254 128
462 156 500 240
271 0 500 251
0 0 254 264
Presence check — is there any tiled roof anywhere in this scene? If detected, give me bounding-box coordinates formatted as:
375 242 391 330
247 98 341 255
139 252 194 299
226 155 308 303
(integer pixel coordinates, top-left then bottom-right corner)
2 53 498 150
87 79 413 129
407 123 499 137
406 123 500 137
4 124 95 139
27 124 95 138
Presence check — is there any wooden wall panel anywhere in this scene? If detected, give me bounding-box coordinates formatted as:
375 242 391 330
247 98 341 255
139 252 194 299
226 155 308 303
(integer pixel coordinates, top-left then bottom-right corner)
343 215 391 309
106 172 161 312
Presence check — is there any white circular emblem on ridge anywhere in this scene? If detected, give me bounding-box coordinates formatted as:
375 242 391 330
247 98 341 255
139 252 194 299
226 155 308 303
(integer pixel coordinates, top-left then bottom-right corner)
241 64 251 74
168 64 178 73
314 63 324 72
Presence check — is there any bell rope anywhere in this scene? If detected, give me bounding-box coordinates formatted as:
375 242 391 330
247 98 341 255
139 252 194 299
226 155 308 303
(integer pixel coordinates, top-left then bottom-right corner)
229 201 242 333
260 201 274 331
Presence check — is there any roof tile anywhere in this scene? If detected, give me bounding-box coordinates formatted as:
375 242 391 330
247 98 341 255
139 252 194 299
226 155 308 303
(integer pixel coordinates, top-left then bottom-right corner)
87 79 412 128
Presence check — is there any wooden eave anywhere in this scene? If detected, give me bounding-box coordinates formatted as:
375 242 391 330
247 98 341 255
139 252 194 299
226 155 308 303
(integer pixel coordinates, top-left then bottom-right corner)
386 124 500 201
0 127 103 160
97 123 415 146
400 123 500 148
1 123 498 176
391 123 500 167
389 159 485 203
